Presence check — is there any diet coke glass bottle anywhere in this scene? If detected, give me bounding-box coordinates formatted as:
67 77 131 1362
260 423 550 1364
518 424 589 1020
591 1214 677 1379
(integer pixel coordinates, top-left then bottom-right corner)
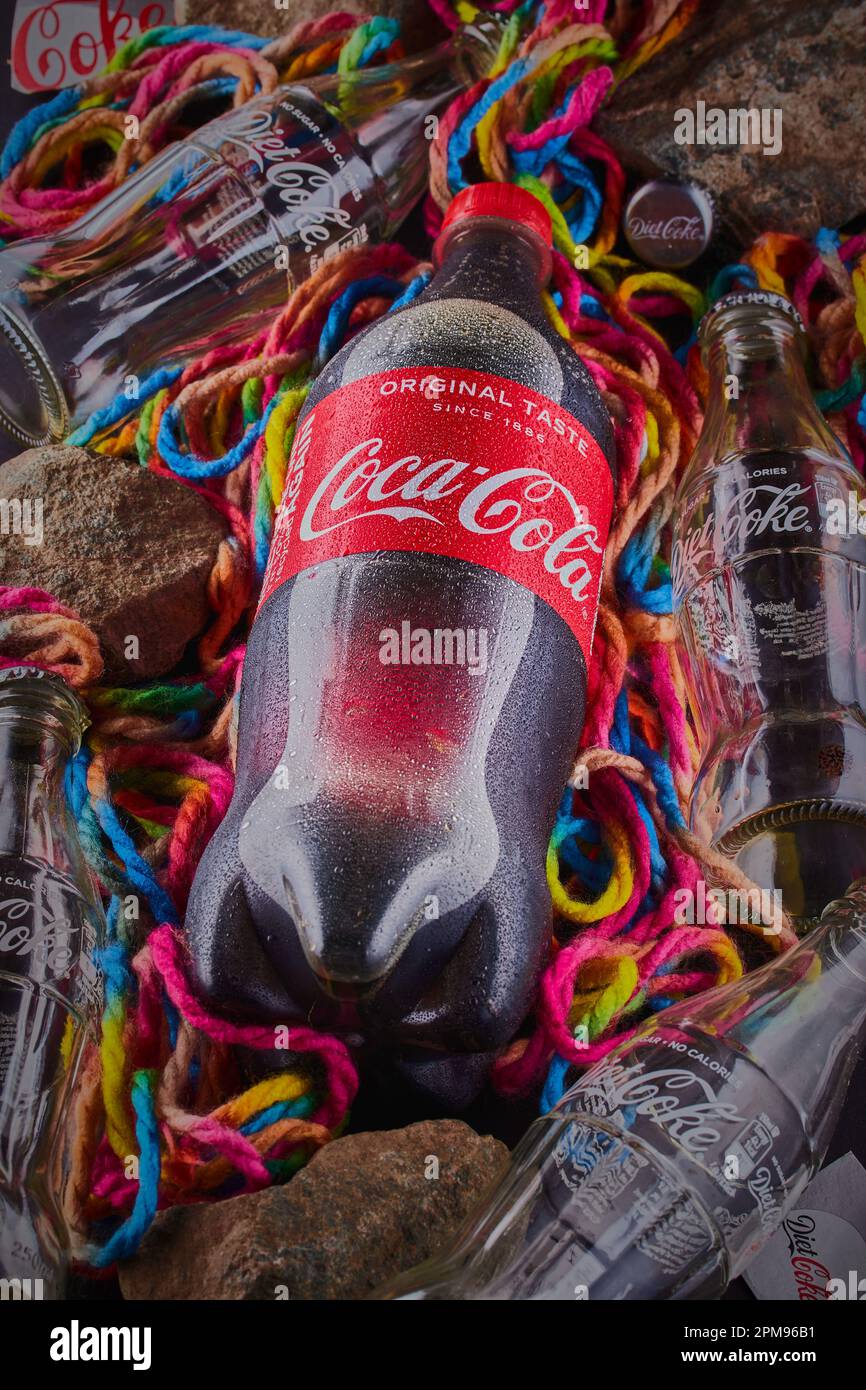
672 291 866 924
0 22 497 449
0 667 103 1299
378 878 866 1300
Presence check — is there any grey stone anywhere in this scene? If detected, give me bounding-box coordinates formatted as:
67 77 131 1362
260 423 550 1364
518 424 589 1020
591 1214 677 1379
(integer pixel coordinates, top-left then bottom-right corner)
594 0 866 243
118 1119 508 1300
0 446 227 680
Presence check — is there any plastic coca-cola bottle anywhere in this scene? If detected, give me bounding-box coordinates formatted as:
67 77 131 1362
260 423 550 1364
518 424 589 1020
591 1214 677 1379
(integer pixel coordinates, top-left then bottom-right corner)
184 184 615 1105
0 21 497 452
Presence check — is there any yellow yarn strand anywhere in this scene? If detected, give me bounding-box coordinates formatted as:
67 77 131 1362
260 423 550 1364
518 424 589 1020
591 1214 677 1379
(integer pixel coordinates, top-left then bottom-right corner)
265 385 309 509
219 1071 313 1127
547 819 635 923
101 1005 137 1161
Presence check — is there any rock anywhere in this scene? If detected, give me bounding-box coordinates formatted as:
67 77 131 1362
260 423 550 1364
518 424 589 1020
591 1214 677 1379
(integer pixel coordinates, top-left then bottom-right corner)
594 0 866 244
175 0 440 48
118 1119 507 1300
0 446 227 681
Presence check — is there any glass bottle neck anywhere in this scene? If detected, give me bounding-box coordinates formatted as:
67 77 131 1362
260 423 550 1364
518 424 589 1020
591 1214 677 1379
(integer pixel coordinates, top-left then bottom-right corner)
0 682 84 859
311 22 499 239
0 725 73 861
0 717 73 768
820 882 866 984
699 321 844 464
692 882 866 1155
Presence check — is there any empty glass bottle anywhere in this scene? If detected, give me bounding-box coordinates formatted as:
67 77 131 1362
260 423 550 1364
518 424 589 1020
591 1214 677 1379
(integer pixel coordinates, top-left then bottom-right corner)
672 290 866 924
0 22 497 450
377 879 866 1300
0 667 103 1299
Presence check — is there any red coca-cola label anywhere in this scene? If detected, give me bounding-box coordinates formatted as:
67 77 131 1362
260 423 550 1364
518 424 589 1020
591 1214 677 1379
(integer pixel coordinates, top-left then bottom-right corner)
260 368 613 660
11 1 170 94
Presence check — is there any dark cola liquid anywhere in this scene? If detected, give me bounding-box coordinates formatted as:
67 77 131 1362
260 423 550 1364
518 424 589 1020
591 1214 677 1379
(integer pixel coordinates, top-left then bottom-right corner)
184 226 614 1105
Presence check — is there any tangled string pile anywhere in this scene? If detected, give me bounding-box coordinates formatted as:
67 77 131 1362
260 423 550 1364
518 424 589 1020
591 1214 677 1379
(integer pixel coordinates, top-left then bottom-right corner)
0 0 864 1270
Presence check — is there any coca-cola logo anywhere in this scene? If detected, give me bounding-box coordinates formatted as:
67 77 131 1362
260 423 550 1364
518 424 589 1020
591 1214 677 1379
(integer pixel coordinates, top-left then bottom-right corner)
11 1 168 94
260 369 613 655
579 1061 745 1154
218 103 351 250
672 481 813 600
0 896 74 972
296 437 605 608
626 214 704 244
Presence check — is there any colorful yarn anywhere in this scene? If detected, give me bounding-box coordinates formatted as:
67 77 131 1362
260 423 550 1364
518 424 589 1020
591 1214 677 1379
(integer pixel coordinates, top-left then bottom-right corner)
1 0 864 1272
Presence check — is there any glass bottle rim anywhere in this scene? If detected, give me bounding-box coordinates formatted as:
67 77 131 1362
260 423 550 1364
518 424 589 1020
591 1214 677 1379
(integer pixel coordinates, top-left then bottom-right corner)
699 290 805 359
0 665 89 746
0 304 69 448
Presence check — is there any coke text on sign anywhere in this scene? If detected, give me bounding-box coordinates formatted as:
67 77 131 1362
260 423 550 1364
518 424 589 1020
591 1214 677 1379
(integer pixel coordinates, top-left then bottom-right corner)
260 367 614 662
11 0 170 94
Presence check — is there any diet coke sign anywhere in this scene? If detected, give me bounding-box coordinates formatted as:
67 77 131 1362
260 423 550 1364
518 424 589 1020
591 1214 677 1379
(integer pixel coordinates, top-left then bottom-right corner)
11 0 170 94
672 481 813 601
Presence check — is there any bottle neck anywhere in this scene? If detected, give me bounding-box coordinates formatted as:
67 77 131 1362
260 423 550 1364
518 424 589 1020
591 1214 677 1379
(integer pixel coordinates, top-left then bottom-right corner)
821 881 866 984
431 220 550 316
0 683 83 859
313 22 499 238
699 881 866 1155
699 319 844 464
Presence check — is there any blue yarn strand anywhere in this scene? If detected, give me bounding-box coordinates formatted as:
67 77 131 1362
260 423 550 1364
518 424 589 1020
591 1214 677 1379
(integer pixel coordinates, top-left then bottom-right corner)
541 1054 571 1113
90 1071 160 1267
68 365 184 447
318 275 410 361
448 58 531 190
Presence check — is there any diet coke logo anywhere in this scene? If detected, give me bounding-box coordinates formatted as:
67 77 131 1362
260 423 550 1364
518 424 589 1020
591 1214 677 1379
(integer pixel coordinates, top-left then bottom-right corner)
297 437 605 608
11 1 168 94
217 103 353 250
0 896 74 973
672 481 813 600
579 1060 745 1155
626 214 704 244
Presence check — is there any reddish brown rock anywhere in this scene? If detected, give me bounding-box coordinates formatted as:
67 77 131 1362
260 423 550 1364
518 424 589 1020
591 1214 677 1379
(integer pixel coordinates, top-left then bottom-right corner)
118 1119 507 1300
0 446 227 680
594 0 866 244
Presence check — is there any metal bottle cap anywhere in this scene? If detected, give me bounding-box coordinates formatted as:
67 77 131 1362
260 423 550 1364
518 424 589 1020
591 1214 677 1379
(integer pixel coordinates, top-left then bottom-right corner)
623 179 714 269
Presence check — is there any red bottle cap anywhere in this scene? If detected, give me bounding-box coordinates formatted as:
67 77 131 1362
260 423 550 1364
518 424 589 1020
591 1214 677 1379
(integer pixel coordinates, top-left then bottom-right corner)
434 183 553 269
440 183 552 245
